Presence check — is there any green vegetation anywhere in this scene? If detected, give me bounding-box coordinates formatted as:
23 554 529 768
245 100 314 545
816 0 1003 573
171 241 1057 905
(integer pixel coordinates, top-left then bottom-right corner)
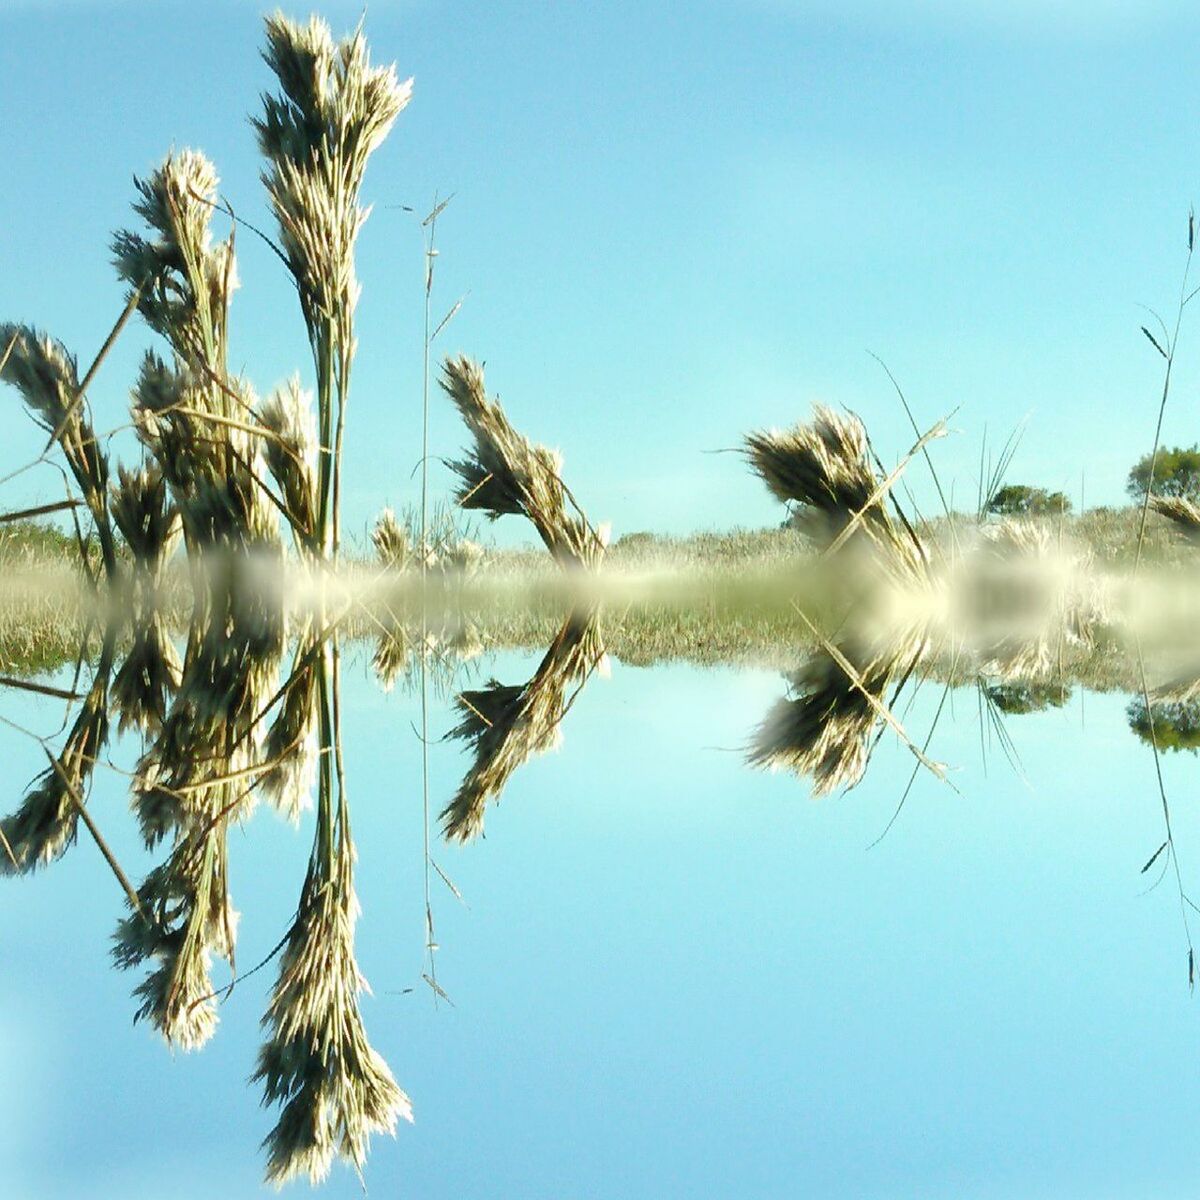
0 518 86 565
987 484 1071 517
1128 698 1200 753
1127 444 1200 500
985 681 1071 714
1 11 411 587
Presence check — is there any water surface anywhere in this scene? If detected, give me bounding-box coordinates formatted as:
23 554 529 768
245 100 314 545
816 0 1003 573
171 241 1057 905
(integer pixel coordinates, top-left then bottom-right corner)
4 641 1200 1199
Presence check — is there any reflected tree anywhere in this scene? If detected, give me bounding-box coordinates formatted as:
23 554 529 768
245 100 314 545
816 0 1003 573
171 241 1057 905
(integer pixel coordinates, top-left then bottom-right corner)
984 681 1071 715
1128 697 1200 753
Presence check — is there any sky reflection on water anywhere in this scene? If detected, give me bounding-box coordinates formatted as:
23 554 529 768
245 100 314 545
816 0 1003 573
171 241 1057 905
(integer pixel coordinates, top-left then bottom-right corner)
4 655 1200 1199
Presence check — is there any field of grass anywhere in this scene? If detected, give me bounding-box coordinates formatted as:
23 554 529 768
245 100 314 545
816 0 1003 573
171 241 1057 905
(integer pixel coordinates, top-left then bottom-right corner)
0 520 94 676
2 501 1195 683
7 507 1183 574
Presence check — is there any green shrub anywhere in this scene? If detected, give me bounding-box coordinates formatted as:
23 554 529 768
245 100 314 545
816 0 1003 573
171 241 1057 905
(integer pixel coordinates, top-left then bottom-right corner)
987 484 1071 517
1127 445 1200 500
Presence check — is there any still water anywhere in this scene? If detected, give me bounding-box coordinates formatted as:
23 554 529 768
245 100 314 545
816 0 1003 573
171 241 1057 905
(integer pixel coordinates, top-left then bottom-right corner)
4 640 1200 1199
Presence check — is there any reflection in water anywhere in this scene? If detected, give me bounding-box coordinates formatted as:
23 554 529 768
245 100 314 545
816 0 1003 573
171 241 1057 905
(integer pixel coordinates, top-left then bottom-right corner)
9 453 1200 1187
2 587 414 1186
1 626 115 874
442 607 605 842
1129 679 1200 754
983 680 1071 715
747 635 926 796
7 570 1200 1186
252 637 411 1187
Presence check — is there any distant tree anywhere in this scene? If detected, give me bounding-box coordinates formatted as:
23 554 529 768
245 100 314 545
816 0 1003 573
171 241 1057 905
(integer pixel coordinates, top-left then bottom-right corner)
1126 445 1200 501
1127 698 1200 753
987 484 1072 517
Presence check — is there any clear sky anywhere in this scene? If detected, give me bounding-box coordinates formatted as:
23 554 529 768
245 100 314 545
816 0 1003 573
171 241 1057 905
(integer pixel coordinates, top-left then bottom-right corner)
3 0 1200 543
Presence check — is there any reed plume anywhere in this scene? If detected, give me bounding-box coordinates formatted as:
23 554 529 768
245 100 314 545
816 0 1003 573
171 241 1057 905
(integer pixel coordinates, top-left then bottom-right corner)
255 650 410 1186
442 610 604 841
255 10 412 557
257 643 320 824
0 324 118 577
258 375 320 557
115 152 279 552
440 355 606 568
0 652 113 874
371 624 412 693
1150 494 1200 545
110 464 181 580
372 508 411 570
112 822 238 1051
111 615 182 736
745 405 925 578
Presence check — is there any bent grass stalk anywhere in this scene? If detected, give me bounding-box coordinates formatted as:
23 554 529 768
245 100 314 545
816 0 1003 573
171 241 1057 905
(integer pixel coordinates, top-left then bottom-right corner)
1135 212 1196 575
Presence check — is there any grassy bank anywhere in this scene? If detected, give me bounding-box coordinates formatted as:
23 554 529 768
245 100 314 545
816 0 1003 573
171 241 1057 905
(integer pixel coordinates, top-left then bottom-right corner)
1 503 1196 681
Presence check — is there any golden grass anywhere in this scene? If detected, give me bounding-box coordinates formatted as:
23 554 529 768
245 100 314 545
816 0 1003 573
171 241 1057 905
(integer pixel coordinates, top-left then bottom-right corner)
442 608 605 841
440 355 607 569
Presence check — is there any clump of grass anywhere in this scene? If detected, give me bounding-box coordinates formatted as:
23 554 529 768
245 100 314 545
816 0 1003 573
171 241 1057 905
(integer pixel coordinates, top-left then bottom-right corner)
255 10 412 559
744 404 927 578
440 355 607 569
371 502 482 574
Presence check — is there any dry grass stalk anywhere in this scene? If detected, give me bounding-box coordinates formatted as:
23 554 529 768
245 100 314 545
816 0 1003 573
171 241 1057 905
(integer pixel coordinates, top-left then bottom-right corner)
745 405 927 579
1150 494 1200 544
442 609 604 841
255 648 410 1187
0 324 118 577
255 10 411 557
440 355 606 568
0 656 113 873
748 631 928 795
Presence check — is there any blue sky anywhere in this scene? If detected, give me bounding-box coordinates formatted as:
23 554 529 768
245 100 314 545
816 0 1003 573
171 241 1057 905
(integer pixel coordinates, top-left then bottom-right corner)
2 0 1200 541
